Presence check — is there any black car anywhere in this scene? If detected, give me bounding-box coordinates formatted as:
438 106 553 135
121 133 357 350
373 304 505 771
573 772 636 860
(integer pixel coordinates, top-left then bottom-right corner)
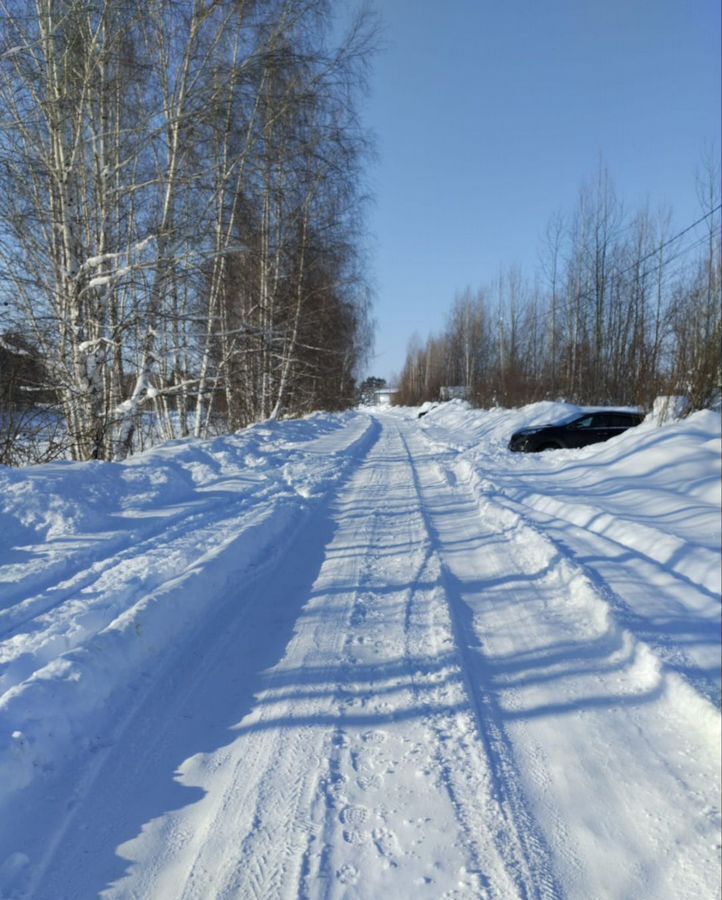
508 410 644 453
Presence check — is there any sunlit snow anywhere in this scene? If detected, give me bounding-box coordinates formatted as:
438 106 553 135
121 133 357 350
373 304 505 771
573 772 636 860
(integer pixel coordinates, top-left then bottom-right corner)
0 402 719 898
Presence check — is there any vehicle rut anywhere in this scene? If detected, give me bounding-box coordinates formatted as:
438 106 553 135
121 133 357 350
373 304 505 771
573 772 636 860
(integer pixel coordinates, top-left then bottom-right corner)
397 422 563 900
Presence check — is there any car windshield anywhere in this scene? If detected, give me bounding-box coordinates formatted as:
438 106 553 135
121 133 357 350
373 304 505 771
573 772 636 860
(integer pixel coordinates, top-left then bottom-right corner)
548 412 586 427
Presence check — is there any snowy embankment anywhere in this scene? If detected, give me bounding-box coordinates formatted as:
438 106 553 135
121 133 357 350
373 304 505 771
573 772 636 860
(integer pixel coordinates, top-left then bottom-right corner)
0 413 376 804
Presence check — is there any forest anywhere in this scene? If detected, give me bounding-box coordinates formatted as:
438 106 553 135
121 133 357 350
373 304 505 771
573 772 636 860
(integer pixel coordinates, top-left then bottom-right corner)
0 0 375 464
395 165 721 412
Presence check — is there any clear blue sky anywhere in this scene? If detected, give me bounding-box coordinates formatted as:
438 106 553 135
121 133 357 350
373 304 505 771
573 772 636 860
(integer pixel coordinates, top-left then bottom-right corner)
339 0 721 382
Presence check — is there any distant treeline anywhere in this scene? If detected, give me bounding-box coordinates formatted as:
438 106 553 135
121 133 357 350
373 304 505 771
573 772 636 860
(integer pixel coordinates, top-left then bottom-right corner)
395 165 721 411
0 0 376 464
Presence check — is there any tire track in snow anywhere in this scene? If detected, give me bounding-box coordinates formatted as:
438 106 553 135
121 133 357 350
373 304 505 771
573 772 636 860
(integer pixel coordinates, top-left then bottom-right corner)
491 486 721 599
405 421 720 899
19 486 351 900
417 424 720 704
0 414 376 645
174 456 390 900
400 551 523 899
301 438 436 895
18 506 300 900
219 724 327 899
446 451 721 709
0 484 265 639
397 422 563 900
294 422 522 898
209 421 449 897
478 486 721 707
0 418 381 809
0 494 283 690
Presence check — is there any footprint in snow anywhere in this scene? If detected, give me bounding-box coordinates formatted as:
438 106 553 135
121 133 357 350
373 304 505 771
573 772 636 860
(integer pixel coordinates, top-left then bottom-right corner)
343 829 366 845
340 805 369 845
372 827 401 867
324 773 348 807
340 805 368 827
357 771 383 791
336 863 360 885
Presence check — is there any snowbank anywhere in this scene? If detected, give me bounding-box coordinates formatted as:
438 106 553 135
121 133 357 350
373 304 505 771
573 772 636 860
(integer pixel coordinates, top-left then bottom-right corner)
419 400 721 593
0 412 377 804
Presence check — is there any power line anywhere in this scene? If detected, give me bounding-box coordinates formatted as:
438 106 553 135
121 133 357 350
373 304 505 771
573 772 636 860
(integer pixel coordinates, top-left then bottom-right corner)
637 232 711 285
566 205 721 304
615 204 721 281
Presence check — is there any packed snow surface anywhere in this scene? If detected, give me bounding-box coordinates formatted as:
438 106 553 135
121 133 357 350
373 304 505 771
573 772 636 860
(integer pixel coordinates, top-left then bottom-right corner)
0 402 720 898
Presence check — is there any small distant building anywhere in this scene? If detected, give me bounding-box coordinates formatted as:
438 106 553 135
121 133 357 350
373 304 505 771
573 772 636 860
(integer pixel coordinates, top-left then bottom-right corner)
439 386 468 401
373 388 397 406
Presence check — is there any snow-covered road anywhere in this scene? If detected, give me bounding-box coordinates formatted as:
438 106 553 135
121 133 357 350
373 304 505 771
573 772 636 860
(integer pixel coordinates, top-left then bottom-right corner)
1 407 720 898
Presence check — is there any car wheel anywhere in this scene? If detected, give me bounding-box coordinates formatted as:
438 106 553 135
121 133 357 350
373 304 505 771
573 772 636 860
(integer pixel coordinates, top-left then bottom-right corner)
537 442 562 451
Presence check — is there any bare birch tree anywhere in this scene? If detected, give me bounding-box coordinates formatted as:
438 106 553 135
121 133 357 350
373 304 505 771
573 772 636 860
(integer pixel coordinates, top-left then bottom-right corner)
1 0 376 462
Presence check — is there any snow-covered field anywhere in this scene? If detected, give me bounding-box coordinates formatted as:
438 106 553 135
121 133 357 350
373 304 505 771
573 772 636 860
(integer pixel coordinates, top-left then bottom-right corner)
0 401 719 898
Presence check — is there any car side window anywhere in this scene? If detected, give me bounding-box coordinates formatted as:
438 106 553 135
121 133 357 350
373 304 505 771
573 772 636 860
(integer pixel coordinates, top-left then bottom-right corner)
571 415 594 429
591 414 610 428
